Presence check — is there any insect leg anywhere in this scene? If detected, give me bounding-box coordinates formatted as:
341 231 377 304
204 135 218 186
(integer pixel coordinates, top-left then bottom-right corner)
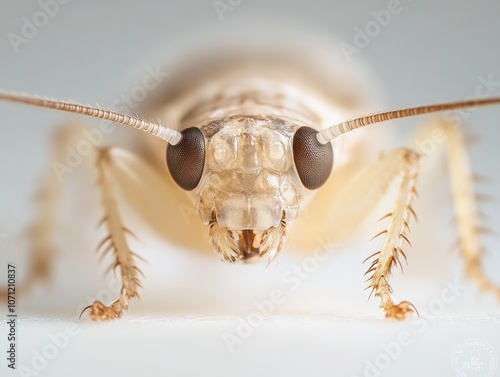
80 148 142 320
424 120 499 298
1 126 80 300
294 146 421 318
364 148 421 319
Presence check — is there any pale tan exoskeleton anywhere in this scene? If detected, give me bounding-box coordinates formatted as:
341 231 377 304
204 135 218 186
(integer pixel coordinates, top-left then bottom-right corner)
1 43 499 321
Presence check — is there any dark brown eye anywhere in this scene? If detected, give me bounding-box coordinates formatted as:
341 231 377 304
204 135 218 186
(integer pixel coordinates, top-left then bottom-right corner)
292 126 333 190
166 127 205 191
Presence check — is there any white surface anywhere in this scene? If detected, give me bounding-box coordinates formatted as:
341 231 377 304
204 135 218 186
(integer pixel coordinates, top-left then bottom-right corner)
1 317 499 377
1 1 500 377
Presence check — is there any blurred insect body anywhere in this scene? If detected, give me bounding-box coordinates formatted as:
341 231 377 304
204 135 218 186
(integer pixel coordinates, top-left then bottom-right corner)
1 47 499 320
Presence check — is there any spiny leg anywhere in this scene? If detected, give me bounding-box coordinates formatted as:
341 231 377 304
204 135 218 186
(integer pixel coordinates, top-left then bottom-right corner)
1 126 77 300
81 148 142 320
290 144 422 317
439 121 500 298
364 149 421 319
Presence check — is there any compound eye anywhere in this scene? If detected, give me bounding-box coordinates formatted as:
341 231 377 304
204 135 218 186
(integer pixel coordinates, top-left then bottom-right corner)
292 126 333 190
166 127 205 191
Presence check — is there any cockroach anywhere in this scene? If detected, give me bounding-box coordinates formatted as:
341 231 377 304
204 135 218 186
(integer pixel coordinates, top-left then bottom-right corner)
1 45 499 321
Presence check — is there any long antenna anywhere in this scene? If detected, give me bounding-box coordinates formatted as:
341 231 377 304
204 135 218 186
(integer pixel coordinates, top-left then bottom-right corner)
317 97 500 144
0 91 182 145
